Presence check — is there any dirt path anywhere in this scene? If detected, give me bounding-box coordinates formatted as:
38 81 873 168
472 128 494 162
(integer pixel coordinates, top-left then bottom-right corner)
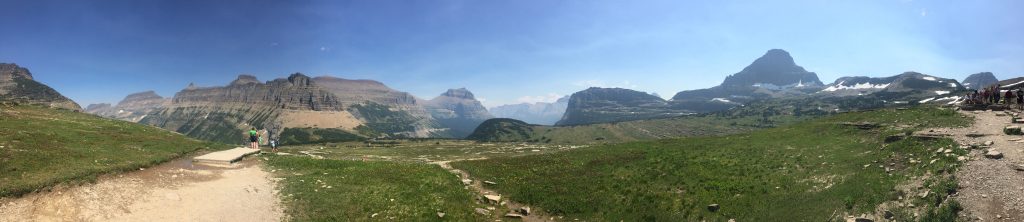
928 109 1024 221
433 159 552 222
0 154 284 222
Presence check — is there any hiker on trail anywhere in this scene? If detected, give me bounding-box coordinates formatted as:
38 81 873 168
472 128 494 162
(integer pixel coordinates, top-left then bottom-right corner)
1006 90 1015 105
270 138 278 153
981 89 990 104
248 127 260 149
992 87 999 104
1016 89 1024 109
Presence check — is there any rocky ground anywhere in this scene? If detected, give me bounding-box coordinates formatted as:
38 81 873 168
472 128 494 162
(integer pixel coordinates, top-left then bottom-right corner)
0 153 283 222
931 109 1024 221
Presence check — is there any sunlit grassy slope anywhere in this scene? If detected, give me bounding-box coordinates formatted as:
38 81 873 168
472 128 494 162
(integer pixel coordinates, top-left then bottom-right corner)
266 156 484 221
0 105 229 197
453 107 970 221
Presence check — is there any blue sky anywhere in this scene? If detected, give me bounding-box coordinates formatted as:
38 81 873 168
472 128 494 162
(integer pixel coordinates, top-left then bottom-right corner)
1 0 1022 107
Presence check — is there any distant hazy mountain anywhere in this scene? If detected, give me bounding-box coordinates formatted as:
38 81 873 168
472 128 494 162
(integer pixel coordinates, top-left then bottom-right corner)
961 72 998 90
556 87 685 126
87 90 169 122
422 88 493 138
0 63 81 111
670 49 823 113
489 96 568 125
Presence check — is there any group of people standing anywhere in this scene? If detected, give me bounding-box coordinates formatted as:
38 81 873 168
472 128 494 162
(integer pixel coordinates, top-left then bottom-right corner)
248 127 278 152
966 84 1024 109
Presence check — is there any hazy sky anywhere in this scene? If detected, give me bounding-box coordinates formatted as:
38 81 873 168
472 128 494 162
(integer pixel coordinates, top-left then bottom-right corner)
1 0 1021 107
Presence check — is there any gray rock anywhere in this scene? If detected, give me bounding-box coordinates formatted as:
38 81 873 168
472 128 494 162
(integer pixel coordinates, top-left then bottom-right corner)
518 206 531 216
984 141 994 146
504 213 524 218
707 204 720 212
484 195 501 204
474 208 490 215
985 151 1004 159
483 181 497 185
437 212 445 218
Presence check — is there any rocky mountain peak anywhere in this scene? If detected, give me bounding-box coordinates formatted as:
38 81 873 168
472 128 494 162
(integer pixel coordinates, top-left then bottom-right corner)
124 90 162 101
287 73 312 86
0 63 33 80
441 88 476 100
962 72 998 89
230 74 260 86
720 49 823 87
185 82 197 90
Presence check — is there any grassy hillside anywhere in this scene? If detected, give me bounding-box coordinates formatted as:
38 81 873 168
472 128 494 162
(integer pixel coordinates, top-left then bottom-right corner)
453 107 970 221
469 113 801 144
0 105 229 197
266 156 484 221
279 127 365 145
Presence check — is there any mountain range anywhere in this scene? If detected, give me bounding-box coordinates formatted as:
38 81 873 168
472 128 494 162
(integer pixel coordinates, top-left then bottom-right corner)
84 74 491 143
5 48 1010 143
489 96 569 125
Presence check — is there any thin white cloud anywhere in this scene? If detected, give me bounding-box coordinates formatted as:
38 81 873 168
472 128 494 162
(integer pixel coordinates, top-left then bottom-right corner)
516 93 563 104
920 8 927 17
320 46 329 51
571 79 639 89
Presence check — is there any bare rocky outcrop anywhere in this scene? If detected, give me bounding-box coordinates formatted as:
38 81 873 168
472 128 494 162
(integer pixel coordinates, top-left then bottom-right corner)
0 63 82 111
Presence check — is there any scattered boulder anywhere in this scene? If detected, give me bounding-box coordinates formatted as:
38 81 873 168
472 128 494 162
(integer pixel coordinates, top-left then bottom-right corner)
1012 164 1024 171
966 133 986 138
707 204 720 212
1005 126 1022 135
984 141 994 146
884 210 895 220
437 212 445 218
483 181 497 185
484 195 501 204
957 156 968 162
504 213 524 218
474 208 490 215
461 179 472 185
517 206 531 216
985 151 1004 159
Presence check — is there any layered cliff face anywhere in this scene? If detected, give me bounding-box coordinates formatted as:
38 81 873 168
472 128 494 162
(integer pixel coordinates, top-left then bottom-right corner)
556 87 683 126
670 49 823 113
87 91 170 122
0 63 82 111
489 96 569 125
140 73 450 144
423 88 493 138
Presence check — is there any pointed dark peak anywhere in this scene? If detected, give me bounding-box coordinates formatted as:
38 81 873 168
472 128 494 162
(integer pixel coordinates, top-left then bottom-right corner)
185 82 197 90
742 49 797 73
719 49 822 87
230 74 260 86
0 63 33 80
441 88 476 100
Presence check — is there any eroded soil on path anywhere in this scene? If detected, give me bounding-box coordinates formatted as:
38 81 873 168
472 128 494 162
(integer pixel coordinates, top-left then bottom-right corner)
928 110 1024 221
0 153 283 222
